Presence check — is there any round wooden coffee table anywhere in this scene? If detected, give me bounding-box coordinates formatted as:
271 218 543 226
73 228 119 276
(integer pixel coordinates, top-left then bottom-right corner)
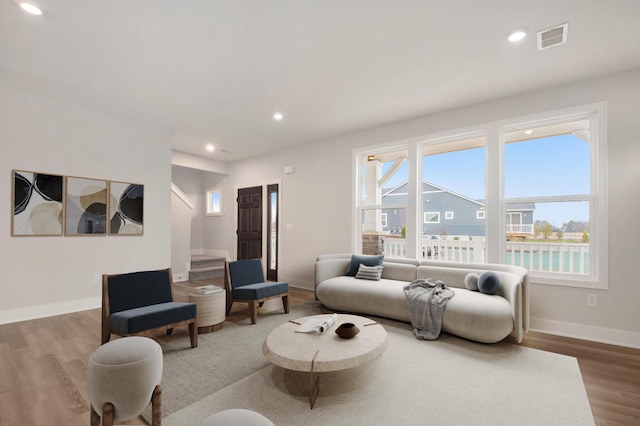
262 313 388 408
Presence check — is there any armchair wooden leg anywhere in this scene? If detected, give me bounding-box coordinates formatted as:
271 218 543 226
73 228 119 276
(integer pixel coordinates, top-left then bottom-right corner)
226 300 233 316
102 402 114 426
282 294 290 313
189 321 198 348
151 384 162 426
101 328 110 345
248 300 258 324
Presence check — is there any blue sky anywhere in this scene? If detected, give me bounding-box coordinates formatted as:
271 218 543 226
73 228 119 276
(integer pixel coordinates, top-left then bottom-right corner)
381 134 590 227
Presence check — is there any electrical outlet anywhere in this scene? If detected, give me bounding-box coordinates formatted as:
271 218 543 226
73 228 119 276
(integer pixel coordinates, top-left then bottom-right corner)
175 273 187 282
92 274 101 284
587 294 597 307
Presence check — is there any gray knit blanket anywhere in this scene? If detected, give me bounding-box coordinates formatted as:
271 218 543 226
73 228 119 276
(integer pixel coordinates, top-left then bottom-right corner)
404 279 455 340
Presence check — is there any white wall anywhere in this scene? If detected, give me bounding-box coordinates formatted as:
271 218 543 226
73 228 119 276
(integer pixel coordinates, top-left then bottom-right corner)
171 163 227 257
0 83 172 323
206 69 640 347
172 165 205 252
171 189 192 279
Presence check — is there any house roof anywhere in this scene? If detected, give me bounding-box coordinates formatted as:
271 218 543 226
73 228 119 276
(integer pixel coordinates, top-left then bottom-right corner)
384 182 535 211
505 203 535 211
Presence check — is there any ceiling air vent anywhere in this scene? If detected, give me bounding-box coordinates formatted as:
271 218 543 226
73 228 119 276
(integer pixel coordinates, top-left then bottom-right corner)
537 22 568 50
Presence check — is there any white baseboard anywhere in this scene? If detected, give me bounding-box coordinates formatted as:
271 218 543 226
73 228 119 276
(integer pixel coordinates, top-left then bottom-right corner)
173 273 189 283
530 317 640 349
282 277 314 291
0 297 101 325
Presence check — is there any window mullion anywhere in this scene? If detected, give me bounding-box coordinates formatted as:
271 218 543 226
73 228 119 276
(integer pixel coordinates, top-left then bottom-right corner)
486 127 502 263
505 195 590 204
405 142 420 259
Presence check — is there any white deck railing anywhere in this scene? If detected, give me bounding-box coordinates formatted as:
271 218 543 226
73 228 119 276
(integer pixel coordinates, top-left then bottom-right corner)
505 224 534 234
382 237 589 275
505 241 590 274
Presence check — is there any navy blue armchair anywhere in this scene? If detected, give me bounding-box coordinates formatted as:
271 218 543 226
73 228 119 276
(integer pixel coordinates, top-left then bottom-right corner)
102 268 198 348
225 259 289 324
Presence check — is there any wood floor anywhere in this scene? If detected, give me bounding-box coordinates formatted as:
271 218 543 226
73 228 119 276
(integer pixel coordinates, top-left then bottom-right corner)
0 285 638 425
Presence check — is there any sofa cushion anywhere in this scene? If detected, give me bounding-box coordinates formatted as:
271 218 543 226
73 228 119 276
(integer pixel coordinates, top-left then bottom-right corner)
316 276 410 322
478 271 500 295
355 264 384 280
346 255 384 276
233 281 288 300
109 302 197 334
381 262 418 282
442 288 513 343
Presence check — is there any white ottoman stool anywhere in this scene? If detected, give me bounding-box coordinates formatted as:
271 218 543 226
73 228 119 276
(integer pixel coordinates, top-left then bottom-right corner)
200 409 274 426
87 336 163 426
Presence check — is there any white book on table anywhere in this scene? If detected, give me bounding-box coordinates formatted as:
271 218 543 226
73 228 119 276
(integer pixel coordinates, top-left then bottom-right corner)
295 313 338 334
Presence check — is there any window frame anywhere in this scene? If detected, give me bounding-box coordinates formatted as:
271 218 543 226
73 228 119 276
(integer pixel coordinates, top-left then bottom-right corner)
380 212 388 228
445 211 454 220
353 102 607 289
499 105 607 288
353 143 413 256
205 188 222 216
424 211 440 224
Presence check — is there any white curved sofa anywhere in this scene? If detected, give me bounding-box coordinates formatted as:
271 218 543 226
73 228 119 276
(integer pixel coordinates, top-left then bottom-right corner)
315 254 529 344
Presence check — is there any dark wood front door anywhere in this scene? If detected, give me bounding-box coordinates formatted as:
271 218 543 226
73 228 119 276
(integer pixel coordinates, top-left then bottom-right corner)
237 186 262 260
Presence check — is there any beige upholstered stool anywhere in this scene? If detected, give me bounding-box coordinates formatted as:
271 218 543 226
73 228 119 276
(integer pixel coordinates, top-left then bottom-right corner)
87 336 163 426
200 409 274 426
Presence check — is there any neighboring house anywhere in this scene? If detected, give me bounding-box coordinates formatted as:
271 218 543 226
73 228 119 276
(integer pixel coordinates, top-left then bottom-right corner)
505 203 536 235
381 181 535 237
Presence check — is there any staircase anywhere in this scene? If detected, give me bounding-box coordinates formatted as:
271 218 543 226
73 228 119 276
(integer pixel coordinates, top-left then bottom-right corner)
189 255 226 286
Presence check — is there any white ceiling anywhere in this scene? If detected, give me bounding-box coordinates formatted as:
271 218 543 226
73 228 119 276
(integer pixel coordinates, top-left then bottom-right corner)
2 0 640 162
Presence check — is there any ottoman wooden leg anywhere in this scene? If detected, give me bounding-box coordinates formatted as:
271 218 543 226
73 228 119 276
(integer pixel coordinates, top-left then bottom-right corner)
151 385 162 426
102 402 114 426
90 405 100 426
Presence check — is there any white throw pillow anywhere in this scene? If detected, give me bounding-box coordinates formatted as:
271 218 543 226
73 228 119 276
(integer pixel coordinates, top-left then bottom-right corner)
355 264 384 281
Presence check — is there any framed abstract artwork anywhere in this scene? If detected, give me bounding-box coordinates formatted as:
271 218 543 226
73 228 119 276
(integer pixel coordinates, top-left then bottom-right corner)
109 181 144 235
12 170 64 236
65 176 108 235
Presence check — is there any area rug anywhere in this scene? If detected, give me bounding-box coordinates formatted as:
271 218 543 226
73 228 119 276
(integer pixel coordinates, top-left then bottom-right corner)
142 301 331 422
153 302 594 425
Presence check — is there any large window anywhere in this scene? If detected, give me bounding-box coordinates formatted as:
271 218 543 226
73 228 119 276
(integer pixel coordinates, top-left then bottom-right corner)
504 119 593 278
422 136 486 262
358 146 409 257
354 104 607 288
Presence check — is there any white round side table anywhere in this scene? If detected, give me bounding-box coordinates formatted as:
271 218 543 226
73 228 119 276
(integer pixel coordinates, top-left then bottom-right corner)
189 291 226 334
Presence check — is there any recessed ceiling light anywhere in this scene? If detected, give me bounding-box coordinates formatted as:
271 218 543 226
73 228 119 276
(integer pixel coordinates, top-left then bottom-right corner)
273 112 283 121
508 29 528 42
19 2 42 15
524 129 533 135
206 144 215 152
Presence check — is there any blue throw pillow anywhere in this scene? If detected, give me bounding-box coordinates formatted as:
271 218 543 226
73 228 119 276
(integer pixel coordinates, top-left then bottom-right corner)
478 271 500 295
346 254 384 276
